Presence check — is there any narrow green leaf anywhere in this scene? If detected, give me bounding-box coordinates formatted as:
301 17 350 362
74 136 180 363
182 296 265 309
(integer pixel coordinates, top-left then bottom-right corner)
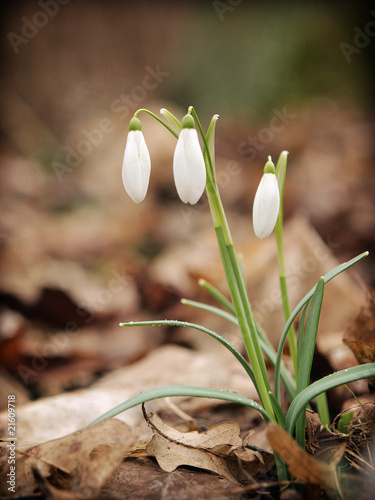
295 279 324 447
296 301 308 369
189 106 216 183
285 362 375 434
296 278 324 395
205 113 219 179
275 251 369 402
197 279 235 314
275 150 288 202
160 108 182 132
181 297 296 399
315 392 330 427
89 385 271 426
120 319 255 384
338 411 353 434
268 392 286 427
181 298 237 325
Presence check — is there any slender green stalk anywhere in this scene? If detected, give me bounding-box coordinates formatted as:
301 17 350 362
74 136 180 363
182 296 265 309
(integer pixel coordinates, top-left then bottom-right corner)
189 107 275 421
198 278 235 314
212 220 273 414
315 392 330 427
181 297 296 400
134 108 179 139
274 152 298 378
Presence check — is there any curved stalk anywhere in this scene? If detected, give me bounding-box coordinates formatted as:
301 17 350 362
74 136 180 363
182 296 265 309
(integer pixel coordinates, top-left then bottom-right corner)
189 107 275 421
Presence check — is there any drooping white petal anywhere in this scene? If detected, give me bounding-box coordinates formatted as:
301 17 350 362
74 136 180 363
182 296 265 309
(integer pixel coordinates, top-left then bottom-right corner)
173 128 206 204
252 173 280 238
122 130 151 203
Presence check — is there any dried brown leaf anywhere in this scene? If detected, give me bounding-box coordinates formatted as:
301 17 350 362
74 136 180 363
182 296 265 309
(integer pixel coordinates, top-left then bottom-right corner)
0 447 52 497
267 423 345 498
267 423 324 484
146 412 242 481
147 412 242 451
0 418 139 498
344 291 375 389
145 412 273 484
26 417 136 473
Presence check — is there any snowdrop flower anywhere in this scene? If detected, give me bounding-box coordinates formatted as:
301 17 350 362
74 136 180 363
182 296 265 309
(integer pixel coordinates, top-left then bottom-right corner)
173 115 206 204
122 117 151 203
252 157 280 239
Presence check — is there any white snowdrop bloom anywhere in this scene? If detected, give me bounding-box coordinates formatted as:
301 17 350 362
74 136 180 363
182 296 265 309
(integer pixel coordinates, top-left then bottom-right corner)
173 115 206 204
122 118 151 203
252 159 280 239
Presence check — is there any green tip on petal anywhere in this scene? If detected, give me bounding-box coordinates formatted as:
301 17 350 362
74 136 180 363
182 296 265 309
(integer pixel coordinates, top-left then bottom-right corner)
129 117 142 132
263 157 276 175
181 114 195 129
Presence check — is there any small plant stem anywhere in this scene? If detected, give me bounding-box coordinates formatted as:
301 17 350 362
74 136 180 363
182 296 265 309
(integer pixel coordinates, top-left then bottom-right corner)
315 392 330 427
274 153 298 379
205 176 275 422
187 107 275 420
275 223 298 378
134 108 179 139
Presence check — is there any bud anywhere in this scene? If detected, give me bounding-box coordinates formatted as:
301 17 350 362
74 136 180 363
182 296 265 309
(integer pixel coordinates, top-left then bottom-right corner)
252 157 280 238
122 117 151 203
173 115 206 204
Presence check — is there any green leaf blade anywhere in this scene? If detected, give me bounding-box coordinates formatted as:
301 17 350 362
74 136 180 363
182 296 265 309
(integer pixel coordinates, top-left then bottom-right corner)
285 363 375 434
120 319 255 385
275 251 369 402
296 277 324 394
89 385 271 426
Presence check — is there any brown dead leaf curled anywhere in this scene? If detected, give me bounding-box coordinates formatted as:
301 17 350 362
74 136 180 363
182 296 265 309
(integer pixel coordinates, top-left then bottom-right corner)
146 412 242 481
145 411 273 483
146 412 242 451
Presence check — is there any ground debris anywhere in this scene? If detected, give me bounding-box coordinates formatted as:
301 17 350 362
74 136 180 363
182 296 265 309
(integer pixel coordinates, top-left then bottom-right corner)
0 418 139 498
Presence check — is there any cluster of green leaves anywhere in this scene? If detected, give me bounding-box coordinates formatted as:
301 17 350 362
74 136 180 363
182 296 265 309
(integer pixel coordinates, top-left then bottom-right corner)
90 252 373 437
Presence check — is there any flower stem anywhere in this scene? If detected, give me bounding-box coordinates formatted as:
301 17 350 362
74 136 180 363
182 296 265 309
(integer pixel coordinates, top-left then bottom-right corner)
134 108 179 138
275 225 298 377
274 152 298 379
202 149 275 421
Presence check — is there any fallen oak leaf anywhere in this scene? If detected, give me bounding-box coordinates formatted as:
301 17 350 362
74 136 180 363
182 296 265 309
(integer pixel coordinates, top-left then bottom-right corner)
1 418 140 498
52 443 129 498
147 434 238 482
145 411 242 482
146 410 242 453
25 417 136 474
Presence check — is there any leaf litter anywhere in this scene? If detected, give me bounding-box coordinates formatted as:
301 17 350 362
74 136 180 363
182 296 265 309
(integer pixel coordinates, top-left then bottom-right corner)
0 418 139 498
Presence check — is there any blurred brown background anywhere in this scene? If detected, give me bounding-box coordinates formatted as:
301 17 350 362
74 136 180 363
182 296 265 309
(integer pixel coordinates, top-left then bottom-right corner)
0 0 374 400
